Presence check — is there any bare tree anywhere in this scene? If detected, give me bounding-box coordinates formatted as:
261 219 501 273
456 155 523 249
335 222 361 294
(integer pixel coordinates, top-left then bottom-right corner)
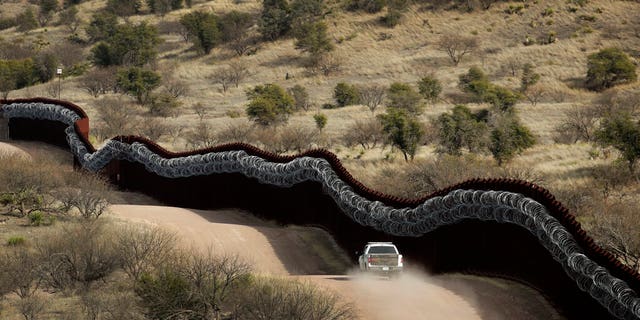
137 117 171 141
37 221 121 291
162 77 189 99
55 169 112 219
81 68 119 98
437 34 478 66
116 224 177 280
554 105 599 143
15 294 49 320
192 103 208 121
524 83 546 106
342 119 386 149
95 97 135 139
590 201 640 270
229 61 249 88
0 249 43 299
216 122 255 144
358 85 386 114
185 121 218 149
209 68 234 93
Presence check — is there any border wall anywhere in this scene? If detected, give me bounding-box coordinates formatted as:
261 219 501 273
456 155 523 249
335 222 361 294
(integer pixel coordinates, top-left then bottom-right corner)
2 97 640 320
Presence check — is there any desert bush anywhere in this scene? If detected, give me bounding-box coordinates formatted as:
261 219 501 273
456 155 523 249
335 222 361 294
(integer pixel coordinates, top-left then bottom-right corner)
246 84 294 126
342 118 386 149
136 251 252 320
295 21 334 64
586 47 637 91
15 293 49 320
7 236 26 246
57 5 82 33
81 289 145 320
54 170 113 219
236 277 354 320
16 8 39 32
381 7 403 27
553 105 599 143
148 92 181 117
80 67 118 97
105 0 142 16
594 88 640 117
417 75 442 103
116 224 178 281
387 82 424 115
147 0 184 16
437 34 478 66
91 21 160 67
483 85 521 112
219 10 255 55
523 83 546 106
288 85 311 111
37 0 58 27
259 0 292 41
378 108 424 161
95 97 135 139
162 77 189 99
86 12 118 43
37 221 121 291
358 84 385 114
116 67 162 105
137 117 172 141
257 125 318 154
489 114 536 165
0 248 43 299
334 82 360 107
215 121 255 144
0 156 61 217
588 199 640 270
434 105 489 155
180 11 221 55
314 113 328 131
347 0 386 13
185 121 218 149
519 63 540 92
597 112 640 173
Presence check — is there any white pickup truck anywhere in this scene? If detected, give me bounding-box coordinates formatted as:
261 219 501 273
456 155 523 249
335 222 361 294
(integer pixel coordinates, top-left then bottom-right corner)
357 242 403 276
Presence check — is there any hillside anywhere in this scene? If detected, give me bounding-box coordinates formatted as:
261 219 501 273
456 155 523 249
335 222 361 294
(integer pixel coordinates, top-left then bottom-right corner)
1 0 639 272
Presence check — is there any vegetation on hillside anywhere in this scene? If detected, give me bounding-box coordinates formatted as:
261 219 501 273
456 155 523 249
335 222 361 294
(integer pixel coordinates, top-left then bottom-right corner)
0 0 639 277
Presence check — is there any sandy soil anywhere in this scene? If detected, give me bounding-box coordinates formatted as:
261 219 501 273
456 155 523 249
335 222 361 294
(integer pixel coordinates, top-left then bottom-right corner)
110 204 563 320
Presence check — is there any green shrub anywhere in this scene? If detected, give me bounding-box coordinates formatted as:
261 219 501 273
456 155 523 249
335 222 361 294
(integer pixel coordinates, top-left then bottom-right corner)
7 236 26 246
29 211 44 226
322 103 338 109
586 47 637 91
246 84 294 126
417 75 442 103
313 113 327 131
334 82 360 107
381 9 403 27
388 82 424 115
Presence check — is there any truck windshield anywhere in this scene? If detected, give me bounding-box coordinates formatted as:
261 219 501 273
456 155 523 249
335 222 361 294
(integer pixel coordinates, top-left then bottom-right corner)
368 246 397 254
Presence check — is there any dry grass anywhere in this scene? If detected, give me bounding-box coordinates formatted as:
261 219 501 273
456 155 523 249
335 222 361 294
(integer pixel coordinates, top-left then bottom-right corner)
1 0 639 192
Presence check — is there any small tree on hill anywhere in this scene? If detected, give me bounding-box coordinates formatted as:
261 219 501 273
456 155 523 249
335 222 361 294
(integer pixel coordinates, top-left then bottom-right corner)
435 105 488 155
417 75 442 103
246 84 294 126
180 11 221 55
597 112 640 173
489 114 535 165
218 10 254 56
378 108 424 161
520 63 540 92
86 12 118 43
91 22 161 67
105 0 142 16
358 84 386 114
116 67 162 105
388 82 423 115
259 0 292 41
294 21 333 65
437 34 478 66
288 85 311 111
334 82 360 107
586 47 637 91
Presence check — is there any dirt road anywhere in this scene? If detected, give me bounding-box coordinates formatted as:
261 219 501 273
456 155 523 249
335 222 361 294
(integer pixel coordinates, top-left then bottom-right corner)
110 204 562 320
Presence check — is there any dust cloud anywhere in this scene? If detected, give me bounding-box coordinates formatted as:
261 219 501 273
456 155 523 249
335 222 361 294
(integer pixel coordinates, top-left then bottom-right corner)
348 268 483 320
